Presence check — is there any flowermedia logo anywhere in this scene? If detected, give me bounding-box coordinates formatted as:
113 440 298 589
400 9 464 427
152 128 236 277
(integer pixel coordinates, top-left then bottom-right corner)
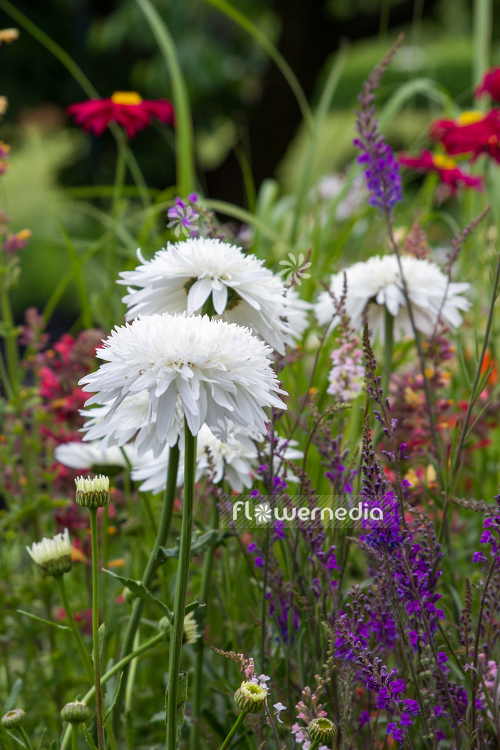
220 494 395 530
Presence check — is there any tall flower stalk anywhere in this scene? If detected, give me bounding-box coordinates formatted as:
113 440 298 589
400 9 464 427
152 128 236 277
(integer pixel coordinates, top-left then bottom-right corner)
166 420 196 749
75 476 110 750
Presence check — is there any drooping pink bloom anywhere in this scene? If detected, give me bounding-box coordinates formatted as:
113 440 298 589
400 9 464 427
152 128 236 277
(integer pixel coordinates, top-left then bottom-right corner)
67 91 174 139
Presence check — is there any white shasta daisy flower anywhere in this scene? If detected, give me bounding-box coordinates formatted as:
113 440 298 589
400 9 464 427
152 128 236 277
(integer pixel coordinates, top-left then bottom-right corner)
118 238 293 354
79 313 286 458
55 441 137 470
27 529 72 576
80 392 185 456
315 254 470 341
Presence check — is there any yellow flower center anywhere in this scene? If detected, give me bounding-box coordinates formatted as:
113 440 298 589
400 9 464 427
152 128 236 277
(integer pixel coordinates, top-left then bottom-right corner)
432 154 456 170
111 91 143 106
457 110 483 126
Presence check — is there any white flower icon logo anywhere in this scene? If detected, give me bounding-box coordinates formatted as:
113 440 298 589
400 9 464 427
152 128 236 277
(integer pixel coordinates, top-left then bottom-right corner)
209 418 241 448
278 252 312 286
254 502 272 525
167 204 199 237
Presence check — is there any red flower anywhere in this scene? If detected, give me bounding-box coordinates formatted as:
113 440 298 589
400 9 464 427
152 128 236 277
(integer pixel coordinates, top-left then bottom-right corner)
476 67 500 101
398 150 483 193
67 91 174 139
430 110 500 163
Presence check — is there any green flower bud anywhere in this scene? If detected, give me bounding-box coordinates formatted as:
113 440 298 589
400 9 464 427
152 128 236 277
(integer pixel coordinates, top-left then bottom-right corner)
234 681 267 713
75 475 110 509
26 529 72 577
307 717 337 744
61 701 91 724
1 709 26 729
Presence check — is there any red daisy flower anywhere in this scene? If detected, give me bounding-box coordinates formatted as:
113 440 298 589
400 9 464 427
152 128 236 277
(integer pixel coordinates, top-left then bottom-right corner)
476 67 500 101
67 91 174 139
429 110 500 163
398 150 483 193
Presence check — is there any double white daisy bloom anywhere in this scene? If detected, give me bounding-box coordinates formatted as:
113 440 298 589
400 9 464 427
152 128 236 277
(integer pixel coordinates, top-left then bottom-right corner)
79 313 286 458
315 254 470 341
118 237 309 353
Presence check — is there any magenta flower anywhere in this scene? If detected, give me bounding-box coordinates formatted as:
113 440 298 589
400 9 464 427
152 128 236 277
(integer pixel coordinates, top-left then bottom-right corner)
67 91 174 139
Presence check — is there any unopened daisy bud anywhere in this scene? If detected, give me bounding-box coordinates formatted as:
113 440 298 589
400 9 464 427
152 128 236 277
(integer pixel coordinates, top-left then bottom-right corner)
61 701 91 724
26 529 72 577
1 708 25 729
234 681 267 713
158 612 200 644
75 474 110 508
307 717 337 744
182 611 200 644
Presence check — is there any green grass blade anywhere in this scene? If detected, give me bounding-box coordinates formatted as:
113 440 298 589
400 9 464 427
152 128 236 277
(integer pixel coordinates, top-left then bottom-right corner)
136 0 196 196
290 45 348 243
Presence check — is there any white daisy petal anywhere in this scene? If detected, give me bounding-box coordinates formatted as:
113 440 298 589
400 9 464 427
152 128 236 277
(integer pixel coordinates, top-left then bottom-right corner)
118 238 301 354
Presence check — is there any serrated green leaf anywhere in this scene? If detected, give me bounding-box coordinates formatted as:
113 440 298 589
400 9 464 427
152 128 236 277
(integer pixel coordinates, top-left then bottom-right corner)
165 671 188 748
17 610 72 633
98 623 105 658
103 672 123 725
158 529 229 561
103 569 172 622
82 725 99 750
4 679 23 713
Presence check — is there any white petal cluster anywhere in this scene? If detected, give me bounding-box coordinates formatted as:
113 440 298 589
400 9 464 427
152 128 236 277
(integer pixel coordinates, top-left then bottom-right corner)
55 441 137 470
315 254 470 341
26 528 71 566
79 313 286 458
80 392 185 455
75 475 110 494
118 238 300 354
131 427 303 494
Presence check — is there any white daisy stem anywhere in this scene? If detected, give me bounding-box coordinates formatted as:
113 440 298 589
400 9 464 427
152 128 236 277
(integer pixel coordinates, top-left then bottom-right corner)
308 741 321 750
166 422 197 750
382 306 394 399
55 575 94 683
190 495 219 750
89 508 105 750
113 443 180 728
60 631 166 750
219 710 249 750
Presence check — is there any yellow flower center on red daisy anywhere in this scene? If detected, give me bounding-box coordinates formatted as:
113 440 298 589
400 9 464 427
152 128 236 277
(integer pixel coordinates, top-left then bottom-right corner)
432 154 456 170
456 110 483 126
111 91 143 106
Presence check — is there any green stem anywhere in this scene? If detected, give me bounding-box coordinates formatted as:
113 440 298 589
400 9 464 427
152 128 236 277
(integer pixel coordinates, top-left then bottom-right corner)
61 631 166 750
219 711 248 750
118 443 180 675
166 423 196 750
89 508 105 750
17 726 33 750
189 496 219 750
308 741 321 750
125 629 140 714
71 726 78 750
382 307 394 399
473 0 492 89
55 575 94 683
0 286 19 398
